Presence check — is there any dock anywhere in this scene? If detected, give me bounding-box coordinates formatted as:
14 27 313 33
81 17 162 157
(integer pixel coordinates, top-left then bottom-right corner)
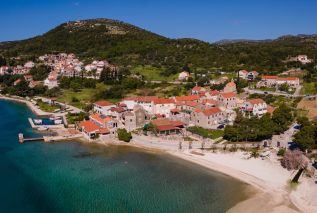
19 133 83 143
18 133 44 143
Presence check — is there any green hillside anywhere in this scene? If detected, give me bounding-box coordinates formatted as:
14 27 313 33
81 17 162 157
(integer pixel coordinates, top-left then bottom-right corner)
1 18 317 75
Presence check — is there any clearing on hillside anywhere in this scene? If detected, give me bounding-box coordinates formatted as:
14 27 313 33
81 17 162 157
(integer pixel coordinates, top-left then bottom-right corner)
297 98 317 120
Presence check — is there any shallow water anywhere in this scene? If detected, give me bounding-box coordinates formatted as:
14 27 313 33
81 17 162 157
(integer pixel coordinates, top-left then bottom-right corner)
0 100 250 213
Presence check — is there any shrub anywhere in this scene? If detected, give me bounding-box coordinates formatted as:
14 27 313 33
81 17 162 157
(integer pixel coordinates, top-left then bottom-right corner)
277 148 286 156
117 128 132 142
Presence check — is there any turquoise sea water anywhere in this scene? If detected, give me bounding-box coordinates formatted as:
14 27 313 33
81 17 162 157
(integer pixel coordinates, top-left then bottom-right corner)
0 100 250 213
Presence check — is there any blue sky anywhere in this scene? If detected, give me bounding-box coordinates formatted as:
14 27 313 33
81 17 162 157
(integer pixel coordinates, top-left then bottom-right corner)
1 0 317 42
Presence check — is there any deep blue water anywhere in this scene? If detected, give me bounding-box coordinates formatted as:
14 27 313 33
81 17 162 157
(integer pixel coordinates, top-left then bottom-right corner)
0 100 250 213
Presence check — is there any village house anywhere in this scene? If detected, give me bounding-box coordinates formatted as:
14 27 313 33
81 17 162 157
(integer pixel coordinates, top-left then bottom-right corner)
152 98 176 118
288 55 312 64
238 70 249 79
238 70 259 80
44 72 58 89
78 120 111 140
173 95 200 103
247 71 259 80
223 81 237 93
24 74 33 82
191 86 207 95
210 76 228 85
176 101 199 112
0 66 9 75
241 98 268 117
78 120 100 140
217 92 237 109
205 90 220 100
24 61 35 69
120 96 157 113
89 114 118 135
122 105 147 131
93 101 116 115
28 80 41 88
178 71 190 81
13 79 22 86
192 107 226 129
151 118 186 135
108 107 126 120
258 76 300 88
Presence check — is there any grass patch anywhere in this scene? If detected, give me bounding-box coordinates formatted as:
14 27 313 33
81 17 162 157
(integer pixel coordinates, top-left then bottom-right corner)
37 100 60 112
187 126 224 139
56 83 108 109
300 82 317 95
131 65 178 81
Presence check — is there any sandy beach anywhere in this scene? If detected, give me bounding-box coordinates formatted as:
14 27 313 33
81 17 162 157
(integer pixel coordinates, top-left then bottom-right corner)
127 139 317 213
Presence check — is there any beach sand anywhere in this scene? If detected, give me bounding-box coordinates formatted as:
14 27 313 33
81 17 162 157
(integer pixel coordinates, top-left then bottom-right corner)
128 140 317 213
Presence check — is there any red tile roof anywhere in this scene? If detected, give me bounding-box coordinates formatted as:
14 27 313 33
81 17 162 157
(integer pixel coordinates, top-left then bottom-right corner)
202 99 219 106
90 114 112 124
220 92 236 99
124 96 158 103
192 86 204 91
247 98 265 105
239 70 249 74
99 128 110 134
79 121 99 133
209 90 220 96
174 95 199 102
110 107 126 113
153 98 175 104
156 125 179 132
267 105 275 114
277 77 299 81
202 107 222 116
226 81 236 87
94 101 115 107
262 76 278 80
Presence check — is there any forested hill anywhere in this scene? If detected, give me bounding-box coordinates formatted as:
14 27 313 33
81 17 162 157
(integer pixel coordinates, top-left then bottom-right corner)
1 18 317 74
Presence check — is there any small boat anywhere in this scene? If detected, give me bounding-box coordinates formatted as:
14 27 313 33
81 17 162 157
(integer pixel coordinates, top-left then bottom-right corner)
49 117 55 121
54 119 63 125
33 119 42 125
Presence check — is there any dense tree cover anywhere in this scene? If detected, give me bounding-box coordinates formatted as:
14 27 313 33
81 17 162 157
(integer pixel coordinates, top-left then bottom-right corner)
224 104 293 142
210 80 229 91
294 117 317 151
0 55 6 66
248 93 278 104
235 79 249 93
278 83 290 92
59 77 97 91
1 78 46 97
1 19 317 77
117 128 132 142
0 74 21 87
29 65 51 80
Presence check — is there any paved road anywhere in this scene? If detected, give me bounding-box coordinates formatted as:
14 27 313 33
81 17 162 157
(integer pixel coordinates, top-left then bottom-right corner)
145 80 185 85
244 87 304 98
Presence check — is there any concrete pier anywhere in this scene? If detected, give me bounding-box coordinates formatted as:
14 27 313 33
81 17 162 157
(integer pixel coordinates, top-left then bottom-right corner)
18 133 44 143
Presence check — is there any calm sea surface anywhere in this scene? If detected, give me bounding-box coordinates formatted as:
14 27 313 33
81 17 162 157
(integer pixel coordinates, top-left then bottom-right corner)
0 100 250 213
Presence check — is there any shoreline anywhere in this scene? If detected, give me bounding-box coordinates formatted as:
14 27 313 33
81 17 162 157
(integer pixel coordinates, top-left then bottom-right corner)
0 95 52 116
125 140 316 213
1 96 316 212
